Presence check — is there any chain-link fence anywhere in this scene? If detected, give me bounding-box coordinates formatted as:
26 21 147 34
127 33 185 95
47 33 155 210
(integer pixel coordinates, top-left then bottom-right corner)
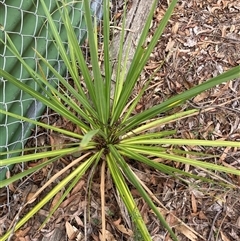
0 0 103 182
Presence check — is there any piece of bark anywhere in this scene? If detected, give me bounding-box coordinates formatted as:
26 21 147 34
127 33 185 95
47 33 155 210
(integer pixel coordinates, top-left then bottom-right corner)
41 227 65 241
110 0 154 79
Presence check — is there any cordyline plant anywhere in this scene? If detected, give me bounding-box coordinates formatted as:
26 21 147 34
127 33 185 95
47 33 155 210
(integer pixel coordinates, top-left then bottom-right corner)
0 0 240 240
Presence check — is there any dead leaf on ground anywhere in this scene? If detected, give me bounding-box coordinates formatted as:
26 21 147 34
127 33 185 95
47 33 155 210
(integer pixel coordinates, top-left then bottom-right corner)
99 229 117 241
65 221 79 240
175 225 198 241
191 193 198 213
220 231 231 241
193 91 209 102
113 218 133 236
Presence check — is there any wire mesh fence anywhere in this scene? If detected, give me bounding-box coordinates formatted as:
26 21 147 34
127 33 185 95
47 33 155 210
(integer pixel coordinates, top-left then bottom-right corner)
0 0 103 211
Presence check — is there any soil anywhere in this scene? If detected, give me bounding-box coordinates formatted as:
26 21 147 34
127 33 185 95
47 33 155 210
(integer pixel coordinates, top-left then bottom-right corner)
1 0 240 241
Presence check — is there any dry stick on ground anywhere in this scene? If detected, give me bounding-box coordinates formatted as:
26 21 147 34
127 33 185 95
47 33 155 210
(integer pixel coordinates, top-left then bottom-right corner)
100 160 106 241
207 208 223 241
84 162 98 241
25 153 91 206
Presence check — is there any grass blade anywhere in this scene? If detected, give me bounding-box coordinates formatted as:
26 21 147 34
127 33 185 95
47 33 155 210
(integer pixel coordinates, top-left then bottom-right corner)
107 150 152 241
58 0 97 105
118 146 231 187
109 144 178 241
103 0 112 116
124 146 240 176
83 0 107 125
122 66 240 133
121 137 240 148
0 147 79 166
0 109 83 139
0 156 60 188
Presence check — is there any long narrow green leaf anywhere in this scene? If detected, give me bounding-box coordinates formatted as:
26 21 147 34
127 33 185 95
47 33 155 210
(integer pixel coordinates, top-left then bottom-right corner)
122 65 240 133
0 154 98 241
0 31 97 125
39 0 78 81
6 46 95 127
83 0 107 125
58 0 97 105
0 146 52 156
0 156 61 188
36 1 99 124
111 0 178 124
117 146 231 187
129 0 158 62
112 2 127 110
0 147 79 166
122 109 198 138
0 35 87 126
34 49 99 125
103 0 112 116
107 151 152 241
123 130 176 141
111 0 159 117
121 63 162 123
119 142 219 158
38 0 100 121
123 146 240 176
0 69 90 131
0 109 83 140
39 0 91 93
40 150 103 229
109 145 178 241
121 138 240 148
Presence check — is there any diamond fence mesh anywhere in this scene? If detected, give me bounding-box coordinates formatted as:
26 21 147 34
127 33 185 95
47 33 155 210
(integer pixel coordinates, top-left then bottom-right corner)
0 0 103 184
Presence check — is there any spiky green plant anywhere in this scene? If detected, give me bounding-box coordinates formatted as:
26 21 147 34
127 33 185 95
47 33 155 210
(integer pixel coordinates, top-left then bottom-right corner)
0 0 240 240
